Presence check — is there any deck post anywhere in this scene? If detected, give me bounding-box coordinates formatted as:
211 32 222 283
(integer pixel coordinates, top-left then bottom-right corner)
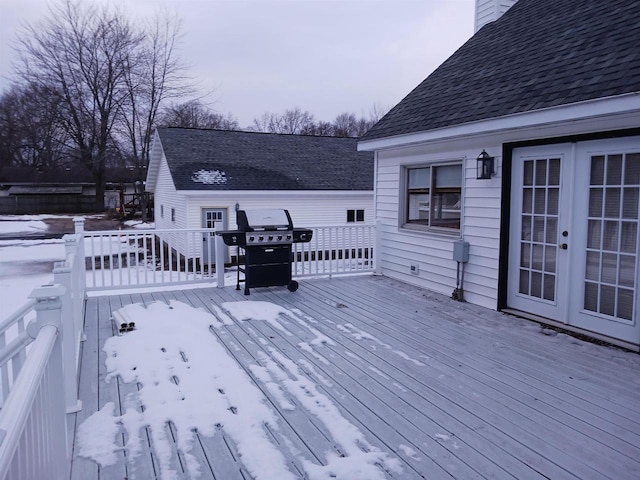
73 216 85 234
374 219 383 275
215 234 225 288
54 253 82 414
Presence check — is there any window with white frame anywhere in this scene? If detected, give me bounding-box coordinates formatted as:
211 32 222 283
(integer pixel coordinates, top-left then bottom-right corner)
347 209 365 223
404 162 462 231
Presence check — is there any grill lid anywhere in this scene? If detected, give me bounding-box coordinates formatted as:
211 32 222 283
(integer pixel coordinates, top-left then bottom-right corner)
237 209 293 231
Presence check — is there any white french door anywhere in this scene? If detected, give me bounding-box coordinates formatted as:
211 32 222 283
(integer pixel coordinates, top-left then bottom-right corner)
508 137 640 345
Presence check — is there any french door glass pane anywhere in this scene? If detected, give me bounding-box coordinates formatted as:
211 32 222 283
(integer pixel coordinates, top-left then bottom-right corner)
522 189 533 214
547 188 559 215
535 160 547 185
590 156 605 184
624 153 640 184
584 282 598 311
602 221 619 251
618 289 634 320
583 152 638 321
621 222 637 253
543 276 555 301
522 216 532 240
589 188 603 217
623 188 639 219
518 158 558 301
587 220 602 249
548 159 561 185
521 243 531 268
534 189 546 214
606 155 623 184
545 217 557 243
600 285 616 316
523 162 534 186
604 188 621 217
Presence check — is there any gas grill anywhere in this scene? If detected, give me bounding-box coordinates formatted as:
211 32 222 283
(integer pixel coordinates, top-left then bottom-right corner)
218 209 313 295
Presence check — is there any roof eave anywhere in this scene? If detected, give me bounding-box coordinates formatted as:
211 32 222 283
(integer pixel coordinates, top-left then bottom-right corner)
145 131 162 193
358 93 640 151
178 189 373 197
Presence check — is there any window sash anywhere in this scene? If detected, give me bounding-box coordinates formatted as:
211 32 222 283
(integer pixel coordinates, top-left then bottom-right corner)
405 163 462 231
347 209 365 223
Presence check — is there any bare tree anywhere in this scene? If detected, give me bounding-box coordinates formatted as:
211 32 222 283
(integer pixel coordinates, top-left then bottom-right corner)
120 11 190 176
250 108 315 134
249 105 389 138
278 108 315 134
249 112 279 133
333 112 360 137
0 84 69 171
159 99 238 130
15 0 143 209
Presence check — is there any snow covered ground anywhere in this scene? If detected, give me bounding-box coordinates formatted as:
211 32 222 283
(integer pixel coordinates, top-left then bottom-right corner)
0 215 156 318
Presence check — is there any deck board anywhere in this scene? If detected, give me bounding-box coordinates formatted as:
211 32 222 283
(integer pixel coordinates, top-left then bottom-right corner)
71 275 640 480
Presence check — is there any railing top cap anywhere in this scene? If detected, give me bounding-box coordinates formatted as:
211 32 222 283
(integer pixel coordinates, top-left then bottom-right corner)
29 283 66 300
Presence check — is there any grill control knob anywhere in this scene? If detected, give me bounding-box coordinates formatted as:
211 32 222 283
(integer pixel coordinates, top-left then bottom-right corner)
249 236 255 242
277 235 283 240
286 234 292 240
259 235 264 241
268 235 274 241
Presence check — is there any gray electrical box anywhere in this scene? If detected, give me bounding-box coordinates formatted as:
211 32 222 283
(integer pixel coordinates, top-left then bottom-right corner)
453 240 470 263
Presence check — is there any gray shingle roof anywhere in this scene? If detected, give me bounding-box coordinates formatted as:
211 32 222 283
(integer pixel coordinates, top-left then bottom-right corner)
157 128 373 191
363 0 640 141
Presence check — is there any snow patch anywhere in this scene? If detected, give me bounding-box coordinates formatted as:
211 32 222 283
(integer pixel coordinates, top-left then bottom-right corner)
191 169 227 185
76 402 121 466
0 219 48 234
398 443 421 461
78 300 296 480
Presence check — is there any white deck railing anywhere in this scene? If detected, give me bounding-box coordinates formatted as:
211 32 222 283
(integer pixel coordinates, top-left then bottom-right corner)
291 224 376 277
0 218 378 478
0 285 69 480
83 223 377 290
83 227 220 290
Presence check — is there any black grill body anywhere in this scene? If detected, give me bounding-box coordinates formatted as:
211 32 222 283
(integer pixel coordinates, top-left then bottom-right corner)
217 209 312 295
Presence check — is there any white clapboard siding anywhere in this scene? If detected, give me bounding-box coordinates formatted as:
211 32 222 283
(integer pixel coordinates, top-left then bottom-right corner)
151 154 194 258
185 193 374 229
152 153 185 230
375 143 503 309
475 0 519 32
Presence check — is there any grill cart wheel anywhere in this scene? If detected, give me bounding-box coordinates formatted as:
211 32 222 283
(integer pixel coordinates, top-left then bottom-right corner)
287 280 299 292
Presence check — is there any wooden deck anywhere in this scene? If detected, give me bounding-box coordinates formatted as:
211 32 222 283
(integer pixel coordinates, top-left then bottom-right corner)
68 275 640 480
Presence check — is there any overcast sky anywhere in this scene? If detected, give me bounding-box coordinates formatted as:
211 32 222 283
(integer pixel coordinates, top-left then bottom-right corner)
0 0 475 128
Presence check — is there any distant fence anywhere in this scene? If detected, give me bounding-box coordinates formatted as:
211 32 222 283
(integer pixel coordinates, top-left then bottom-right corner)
0 195 96 215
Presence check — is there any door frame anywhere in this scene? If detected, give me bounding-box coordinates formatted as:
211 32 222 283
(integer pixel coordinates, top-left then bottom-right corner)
498 129 640 349
506 143 573 322
201 207 228 265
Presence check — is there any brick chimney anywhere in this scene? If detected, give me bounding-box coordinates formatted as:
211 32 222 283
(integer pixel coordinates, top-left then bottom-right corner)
475 0 518 32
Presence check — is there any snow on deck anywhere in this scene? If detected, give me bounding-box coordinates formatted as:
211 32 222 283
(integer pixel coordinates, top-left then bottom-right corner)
69 275 640 480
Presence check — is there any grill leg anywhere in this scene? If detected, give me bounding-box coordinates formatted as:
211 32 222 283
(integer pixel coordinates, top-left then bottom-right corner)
236 252 241 290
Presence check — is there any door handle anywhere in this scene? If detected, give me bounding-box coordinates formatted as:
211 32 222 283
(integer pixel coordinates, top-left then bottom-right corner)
559 243 568 250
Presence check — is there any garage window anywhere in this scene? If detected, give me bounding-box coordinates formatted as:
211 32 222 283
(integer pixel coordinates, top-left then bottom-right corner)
347 209 365 223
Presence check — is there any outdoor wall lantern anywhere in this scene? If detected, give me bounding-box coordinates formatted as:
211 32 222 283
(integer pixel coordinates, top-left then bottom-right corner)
476 150 495 179
235 202 240 212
